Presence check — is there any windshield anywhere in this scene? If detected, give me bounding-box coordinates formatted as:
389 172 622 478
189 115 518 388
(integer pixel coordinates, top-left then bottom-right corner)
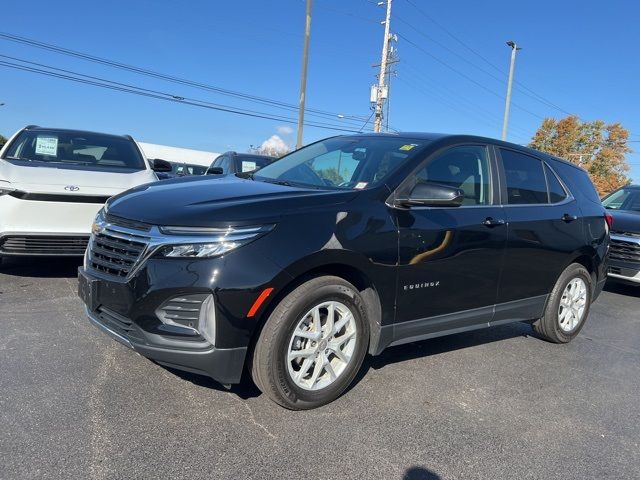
2 130 146 171
602 187 640 211
253 136 428 189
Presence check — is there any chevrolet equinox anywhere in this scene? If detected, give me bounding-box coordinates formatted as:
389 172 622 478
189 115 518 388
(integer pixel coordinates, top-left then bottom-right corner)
78 133 609 409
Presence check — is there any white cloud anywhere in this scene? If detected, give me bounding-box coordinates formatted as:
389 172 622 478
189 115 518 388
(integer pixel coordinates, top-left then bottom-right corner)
276 125 294 135
259 134 290 156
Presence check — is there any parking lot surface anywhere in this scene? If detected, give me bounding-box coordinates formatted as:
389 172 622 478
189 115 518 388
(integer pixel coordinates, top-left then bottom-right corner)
1 257 639 479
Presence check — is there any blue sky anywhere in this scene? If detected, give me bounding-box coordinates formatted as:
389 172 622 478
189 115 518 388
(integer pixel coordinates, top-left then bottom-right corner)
1 0 638 181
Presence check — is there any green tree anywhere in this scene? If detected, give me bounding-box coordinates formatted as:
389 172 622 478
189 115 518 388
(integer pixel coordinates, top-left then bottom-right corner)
0 134 7 147
529 115 631 195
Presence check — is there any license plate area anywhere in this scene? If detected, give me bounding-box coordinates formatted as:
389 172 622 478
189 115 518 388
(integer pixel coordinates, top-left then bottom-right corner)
78 268 99 311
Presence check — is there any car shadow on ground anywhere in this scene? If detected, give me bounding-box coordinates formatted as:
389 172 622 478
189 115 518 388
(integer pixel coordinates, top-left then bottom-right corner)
166 321 533 402
3 257 538 402
162 365 262 400
344 321 533 396
603 280 639 297
403 467 442 480
0 256 82 278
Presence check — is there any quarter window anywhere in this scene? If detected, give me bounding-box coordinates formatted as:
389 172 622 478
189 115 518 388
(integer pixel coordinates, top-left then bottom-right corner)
500 149 548 205
544 163 567 203
411 145 491 206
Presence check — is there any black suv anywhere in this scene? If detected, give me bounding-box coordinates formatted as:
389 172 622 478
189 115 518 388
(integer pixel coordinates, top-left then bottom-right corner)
205 151 275 175
78 133 609 409
602 185 640 284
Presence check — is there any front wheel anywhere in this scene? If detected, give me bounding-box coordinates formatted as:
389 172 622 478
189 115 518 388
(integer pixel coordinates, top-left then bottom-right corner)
532 263 592 343
250 276 369 410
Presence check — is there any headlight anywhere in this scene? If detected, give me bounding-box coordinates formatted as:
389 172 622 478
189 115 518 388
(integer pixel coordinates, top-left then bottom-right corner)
0 181 15 196
91 208 107 235
155 225 274 258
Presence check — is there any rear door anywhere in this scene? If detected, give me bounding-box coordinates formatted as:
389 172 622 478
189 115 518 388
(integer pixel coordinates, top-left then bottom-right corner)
394 144 507 338
494 148 584 322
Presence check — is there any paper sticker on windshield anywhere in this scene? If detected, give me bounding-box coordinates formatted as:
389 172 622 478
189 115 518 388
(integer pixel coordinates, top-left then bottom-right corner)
35 136 58 156
399 144 417 151
354 182 368 190
242 161 257 172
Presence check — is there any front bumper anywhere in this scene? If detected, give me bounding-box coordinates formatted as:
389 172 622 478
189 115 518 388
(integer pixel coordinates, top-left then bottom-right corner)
608 262 640 284
86 306 247 383
0 194 100 256
77 231 287 383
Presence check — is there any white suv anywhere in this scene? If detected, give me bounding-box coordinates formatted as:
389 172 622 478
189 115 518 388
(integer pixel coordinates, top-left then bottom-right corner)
0 126 169 262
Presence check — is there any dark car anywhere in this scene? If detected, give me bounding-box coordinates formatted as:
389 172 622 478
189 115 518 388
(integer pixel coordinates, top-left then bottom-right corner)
78 133 609 410
205 151 275 175
602 185 640 284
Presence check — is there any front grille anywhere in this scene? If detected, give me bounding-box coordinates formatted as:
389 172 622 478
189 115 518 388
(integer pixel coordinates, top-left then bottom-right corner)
0 235 89 255
610 235 640 264
106 214 151 232
96 306 144 343
88 222 150 279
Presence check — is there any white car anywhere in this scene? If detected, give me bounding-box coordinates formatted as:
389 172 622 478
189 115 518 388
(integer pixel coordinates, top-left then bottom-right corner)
0 126 170 262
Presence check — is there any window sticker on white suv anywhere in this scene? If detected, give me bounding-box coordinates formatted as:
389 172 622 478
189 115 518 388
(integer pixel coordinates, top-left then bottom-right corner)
242 161 257 172
35 136 58 156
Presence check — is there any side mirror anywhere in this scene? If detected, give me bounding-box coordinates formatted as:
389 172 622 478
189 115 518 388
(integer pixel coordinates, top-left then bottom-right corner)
206 167 224 175
151 158 173 173
397 182 464 207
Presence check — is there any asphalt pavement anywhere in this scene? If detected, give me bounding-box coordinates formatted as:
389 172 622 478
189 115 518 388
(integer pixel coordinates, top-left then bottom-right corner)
1 257 639 479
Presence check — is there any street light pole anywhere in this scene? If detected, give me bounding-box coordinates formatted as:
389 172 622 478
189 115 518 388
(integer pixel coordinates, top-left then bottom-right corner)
501 40 520 141
296 0 313 149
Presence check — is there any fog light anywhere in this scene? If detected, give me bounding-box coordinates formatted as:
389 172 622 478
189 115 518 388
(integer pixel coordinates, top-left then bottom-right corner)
155 293 216 345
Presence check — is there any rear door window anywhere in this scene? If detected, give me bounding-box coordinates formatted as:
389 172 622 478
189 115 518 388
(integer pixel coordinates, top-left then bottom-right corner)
500 149 548 205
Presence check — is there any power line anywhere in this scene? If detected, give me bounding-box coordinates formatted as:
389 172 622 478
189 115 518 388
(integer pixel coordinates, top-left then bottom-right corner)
0 53 370 131
401 0 575 117
0 31 369 122
396 75 530 143
0 58 370 133
397 33 545 120
400 60 532 137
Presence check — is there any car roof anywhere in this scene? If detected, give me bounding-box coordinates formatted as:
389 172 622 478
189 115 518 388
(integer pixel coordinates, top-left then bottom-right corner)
224 151 275 160
24 126 132 140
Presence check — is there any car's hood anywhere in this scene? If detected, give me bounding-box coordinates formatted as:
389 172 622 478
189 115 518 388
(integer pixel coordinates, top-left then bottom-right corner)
0 159 156 195
107 175 360 226
609 209 640 234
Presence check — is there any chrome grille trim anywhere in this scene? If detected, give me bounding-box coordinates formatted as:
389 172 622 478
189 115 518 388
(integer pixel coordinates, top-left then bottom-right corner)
610 234 640 264
87 215 273 281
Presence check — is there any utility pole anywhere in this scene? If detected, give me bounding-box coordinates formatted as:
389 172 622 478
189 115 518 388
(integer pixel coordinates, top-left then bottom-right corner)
384 44 398 132
374 0 393 133
501 40 521 141
296 0 313 149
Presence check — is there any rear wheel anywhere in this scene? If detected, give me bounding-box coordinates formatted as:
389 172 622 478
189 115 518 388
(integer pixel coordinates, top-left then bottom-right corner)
533 263 592 343
251 276 369 410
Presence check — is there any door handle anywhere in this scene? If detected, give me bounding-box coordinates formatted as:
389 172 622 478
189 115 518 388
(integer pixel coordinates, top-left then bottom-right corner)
561 213 578 223
482 217 505 227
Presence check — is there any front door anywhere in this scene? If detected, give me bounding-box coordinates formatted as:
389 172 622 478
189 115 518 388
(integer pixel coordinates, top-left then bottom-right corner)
394 144 507 339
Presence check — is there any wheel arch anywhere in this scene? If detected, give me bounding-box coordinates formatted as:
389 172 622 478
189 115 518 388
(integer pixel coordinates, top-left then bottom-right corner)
248 255 385 360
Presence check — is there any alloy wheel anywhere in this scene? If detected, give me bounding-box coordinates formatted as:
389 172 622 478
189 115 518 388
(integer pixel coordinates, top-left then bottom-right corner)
286 301 358 391
558 277 587 332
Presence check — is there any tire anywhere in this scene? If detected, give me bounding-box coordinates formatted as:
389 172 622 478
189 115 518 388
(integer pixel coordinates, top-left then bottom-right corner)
251 276 369 410
532 263 592 343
